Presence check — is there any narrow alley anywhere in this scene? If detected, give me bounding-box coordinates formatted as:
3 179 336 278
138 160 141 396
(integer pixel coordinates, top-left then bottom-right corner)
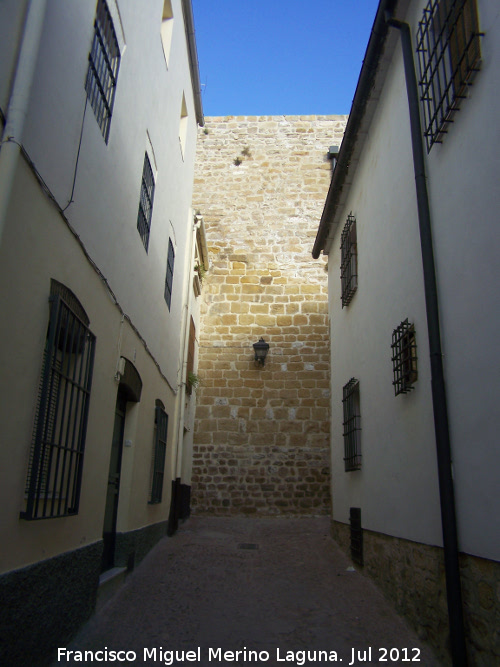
53 517 440 667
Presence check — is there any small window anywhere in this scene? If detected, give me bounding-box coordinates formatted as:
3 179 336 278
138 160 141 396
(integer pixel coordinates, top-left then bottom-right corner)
137 153 155 251
179 93 189 158
22 281 96 520
340 213 357 308
164 239 175 309
417 0 482 151
85 0 121 143
149 403 168 504
160 0 174 67
391 319 418 395
342 378 361 471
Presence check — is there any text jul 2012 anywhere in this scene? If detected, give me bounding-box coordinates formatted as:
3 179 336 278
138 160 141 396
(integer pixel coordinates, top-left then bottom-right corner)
57 646 422 664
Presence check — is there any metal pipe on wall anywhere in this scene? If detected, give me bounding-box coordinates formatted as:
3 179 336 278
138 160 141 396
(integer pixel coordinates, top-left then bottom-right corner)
385 14 467 667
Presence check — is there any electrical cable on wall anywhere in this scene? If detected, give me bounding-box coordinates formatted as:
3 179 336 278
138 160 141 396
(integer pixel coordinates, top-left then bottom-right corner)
18 141 178 395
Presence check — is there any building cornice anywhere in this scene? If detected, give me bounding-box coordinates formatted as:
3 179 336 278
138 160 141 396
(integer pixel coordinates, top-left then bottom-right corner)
312 0 406 258
182 0 204 127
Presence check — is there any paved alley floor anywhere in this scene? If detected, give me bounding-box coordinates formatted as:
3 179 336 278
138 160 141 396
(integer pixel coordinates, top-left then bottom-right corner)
53 517 441 666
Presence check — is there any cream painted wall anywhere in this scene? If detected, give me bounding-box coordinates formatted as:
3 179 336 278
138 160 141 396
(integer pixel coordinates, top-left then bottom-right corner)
0 160 182 572
21 0 199 388
0 0 29 114
326 0 500 560
0 0 202 572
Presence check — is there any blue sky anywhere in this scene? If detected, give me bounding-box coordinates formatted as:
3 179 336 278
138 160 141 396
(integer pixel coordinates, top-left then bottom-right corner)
191 0 380 117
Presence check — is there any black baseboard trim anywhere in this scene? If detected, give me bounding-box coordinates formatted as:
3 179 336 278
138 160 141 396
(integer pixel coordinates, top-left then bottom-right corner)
0 541 102 667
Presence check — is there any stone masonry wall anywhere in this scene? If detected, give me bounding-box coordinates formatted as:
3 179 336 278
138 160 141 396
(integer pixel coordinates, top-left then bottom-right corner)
191 115 347 515
331 521 500 666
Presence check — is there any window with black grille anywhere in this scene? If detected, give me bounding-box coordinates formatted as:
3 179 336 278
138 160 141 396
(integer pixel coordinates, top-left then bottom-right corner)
149 403 168 504
391 319 418 396
342 378 361 471
164 239 175 309
85 0 120 143
340 213 358 308
137 153 155 251
22 282 96 520
416 0 482 151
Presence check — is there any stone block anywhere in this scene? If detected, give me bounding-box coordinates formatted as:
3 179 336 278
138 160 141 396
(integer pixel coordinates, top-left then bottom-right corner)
192 115 341 517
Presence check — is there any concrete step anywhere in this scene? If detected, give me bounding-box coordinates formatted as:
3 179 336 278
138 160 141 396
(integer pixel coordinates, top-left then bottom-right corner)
96 566 127 612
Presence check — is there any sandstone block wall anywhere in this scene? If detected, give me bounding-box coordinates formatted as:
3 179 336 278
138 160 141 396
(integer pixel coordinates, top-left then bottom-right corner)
191 115 347 515
331 521 500 666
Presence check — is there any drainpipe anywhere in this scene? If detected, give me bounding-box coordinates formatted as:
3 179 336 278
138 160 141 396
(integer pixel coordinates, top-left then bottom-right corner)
168 213 199 535
385 15 467 667
0 0 48 248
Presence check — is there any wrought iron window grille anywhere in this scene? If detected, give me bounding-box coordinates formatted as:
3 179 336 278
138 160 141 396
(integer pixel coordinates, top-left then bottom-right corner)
22 287 96 520
342 378 361 471
164 239 175 309
137 153 156 251
85 0 120 143
149 405 168 504
416 0 483 152
340 213 358 308
391 319 418 396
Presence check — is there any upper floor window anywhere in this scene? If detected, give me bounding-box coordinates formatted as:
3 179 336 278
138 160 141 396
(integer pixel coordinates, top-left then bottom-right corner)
342 378 361 472
391 319 418 395
417 0 482 151
179 93 189 158
137 153 156 251
340 213 358 308
85 0 121 143
21 281 96 520
160 0 174 67
164 239 175 309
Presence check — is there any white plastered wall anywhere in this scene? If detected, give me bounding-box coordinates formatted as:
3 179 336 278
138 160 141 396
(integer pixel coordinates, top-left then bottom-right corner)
327 0 500 561
0 0 201 571
20 0 199 388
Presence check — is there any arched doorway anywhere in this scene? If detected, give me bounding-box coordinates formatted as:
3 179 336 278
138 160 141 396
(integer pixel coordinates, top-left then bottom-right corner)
101 358 142 572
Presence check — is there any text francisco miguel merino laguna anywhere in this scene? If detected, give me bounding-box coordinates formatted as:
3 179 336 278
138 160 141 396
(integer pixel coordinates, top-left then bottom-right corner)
57 646 422 664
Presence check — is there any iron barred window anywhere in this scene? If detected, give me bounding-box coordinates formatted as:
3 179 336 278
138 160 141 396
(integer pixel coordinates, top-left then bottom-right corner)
342 378 361 471
149 404 168 504
137 153 156 251
416 0 482 151
22 283 96 520
164 239 175 309
85 0 120 143
340 213 358 308
392 319 418 395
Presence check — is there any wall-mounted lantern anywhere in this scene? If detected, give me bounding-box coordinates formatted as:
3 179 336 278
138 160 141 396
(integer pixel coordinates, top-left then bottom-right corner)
253 338 270 366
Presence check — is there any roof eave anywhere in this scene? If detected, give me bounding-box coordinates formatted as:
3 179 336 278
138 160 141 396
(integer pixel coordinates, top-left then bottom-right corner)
312 0 402 259
182 0 204 127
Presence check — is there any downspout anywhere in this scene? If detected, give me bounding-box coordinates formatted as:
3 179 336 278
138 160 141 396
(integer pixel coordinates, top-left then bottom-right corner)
168 213 199 535
385 15 467 666
0 0 48 248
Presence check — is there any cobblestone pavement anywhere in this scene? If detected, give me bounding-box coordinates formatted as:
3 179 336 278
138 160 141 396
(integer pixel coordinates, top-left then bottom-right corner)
53 517 442 666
